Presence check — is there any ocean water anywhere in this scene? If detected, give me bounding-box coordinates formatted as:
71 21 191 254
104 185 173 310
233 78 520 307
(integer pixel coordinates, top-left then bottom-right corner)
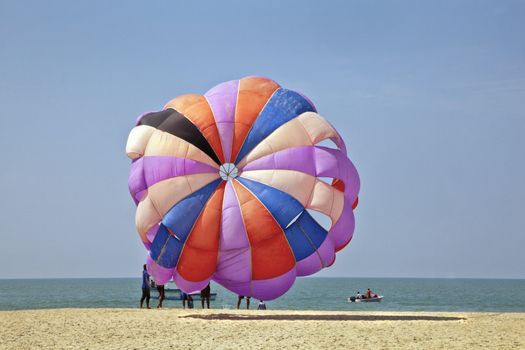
0 278 524 312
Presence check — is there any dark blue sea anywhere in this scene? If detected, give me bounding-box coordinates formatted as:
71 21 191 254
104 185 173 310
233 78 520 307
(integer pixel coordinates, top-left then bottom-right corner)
1 278 524 312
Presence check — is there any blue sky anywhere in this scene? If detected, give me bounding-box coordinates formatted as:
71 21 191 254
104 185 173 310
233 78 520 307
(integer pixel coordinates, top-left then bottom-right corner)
1 0 524 279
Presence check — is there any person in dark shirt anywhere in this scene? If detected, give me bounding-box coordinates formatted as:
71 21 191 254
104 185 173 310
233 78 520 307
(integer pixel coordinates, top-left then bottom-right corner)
181 291 188 309
200 283 211 309
257 300 267 310
140 264 151 309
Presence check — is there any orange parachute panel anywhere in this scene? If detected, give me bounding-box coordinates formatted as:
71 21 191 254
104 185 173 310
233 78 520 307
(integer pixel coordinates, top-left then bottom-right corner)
164 94 225 163
230 77 280 162
177 182 225 282
232 179 295 280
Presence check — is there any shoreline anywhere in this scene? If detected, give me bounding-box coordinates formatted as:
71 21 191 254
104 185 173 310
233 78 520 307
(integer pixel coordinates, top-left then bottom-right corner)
2 306 525 313
1 309 524 349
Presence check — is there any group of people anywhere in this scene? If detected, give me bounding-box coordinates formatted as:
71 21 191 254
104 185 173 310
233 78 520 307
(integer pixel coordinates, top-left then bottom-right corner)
236 296 266 310
140 265 266 309
140 264 211 309
356 288 378 299
180 283 211 309
140 264 164 309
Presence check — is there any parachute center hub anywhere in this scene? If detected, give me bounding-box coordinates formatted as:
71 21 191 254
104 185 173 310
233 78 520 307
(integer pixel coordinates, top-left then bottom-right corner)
219 163 239 181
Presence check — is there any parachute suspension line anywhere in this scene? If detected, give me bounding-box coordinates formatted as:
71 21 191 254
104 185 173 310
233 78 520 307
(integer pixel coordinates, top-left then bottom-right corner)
155 228 173 266
296 219 326 268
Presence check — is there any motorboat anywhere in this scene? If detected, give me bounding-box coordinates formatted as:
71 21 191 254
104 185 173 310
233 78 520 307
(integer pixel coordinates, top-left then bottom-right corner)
149 281 217 301
151 288 217 301
347 295 383 303
150 287 217 301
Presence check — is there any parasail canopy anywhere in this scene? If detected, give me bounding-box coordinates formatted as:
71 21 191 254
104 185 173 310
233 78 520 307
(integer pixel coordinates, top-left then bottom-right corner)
126 76 360 300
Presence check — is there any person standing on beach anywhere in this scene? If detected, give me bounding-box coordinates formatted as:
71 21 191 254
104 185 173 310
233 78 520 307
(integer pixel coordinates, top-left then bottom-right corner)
200 283 211 309
140 264 151 309
156 283 165 308
237 295 251 309
181 291 188 309
181 291 194 309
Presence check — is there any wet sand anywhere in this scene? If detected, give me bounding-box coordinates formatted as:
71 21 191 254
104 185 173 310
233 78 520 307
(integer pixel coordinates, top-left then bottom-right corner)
0 308 523 349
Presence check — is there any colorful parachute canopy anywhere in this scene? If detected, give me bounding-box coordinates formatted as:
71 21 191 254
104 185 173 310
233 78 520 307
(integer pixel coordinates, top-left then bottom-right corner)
126 76 360 300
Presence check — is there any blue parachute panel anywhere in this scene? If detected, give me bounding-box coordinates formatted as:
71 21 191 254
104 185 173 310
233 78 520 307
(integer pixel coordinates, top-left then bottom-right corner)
236 177 304 228
234 89 315 163
236 177 327 261
288 210 327 261
151 178 221 268
162 178 222 239
149 224 184 268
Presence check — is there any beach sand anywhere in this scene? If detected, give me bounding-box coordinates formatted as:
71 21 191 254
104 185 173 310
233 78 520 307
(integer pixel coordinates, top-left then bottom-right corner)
1 309 523 349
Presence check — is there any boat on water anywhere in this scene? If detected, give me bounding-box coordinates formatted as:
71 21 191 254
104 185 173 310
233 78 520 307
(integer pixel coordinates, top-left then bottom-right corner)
347 295 384 303
149 281 217 301
150 287 217 301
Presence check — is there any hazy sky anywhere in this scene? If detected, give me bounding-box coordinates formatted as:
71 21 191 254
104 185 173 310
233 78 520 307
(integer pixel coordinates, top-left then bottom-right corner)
1 1 524 279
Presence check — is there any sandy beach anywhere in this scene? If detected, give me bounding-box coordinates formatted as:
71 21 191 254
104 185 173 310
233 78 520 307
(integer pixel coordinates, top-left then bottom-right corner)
1 309 523 349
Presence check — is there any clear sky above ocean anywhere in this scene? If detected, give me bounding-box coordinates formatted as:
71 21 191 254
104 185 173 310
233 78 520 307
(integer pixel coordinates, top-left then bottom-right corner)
0 0 524 279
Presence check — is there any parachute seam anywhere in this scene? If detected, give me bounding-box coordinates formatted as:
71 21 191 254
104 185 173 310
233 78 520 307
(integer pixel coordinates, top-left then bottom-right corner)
242 169 340 226
213 182 229 283
239 113 336 169
160 108 221 165
204 93 227 163
185 175 194 194
143 174 221 224
154 226 174 268
233 86 281 164
148 129 218 169
235 175 334 271
328 182 335 219
230 79 241 163
235 178 298 270
138 130 162 243
296 219 325 269
152 176 221 271
141 156 217 194
297 116 315 149
173 107 222 164
192 107 226 164
231 179 253 297
173 181 223 279
147 196 163 228
236 94 316 166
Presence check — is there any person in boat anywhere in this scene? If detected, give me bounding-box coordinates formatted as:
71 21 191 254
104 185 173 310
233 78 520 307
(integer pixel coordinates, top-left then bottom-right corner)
237 295 251 309
365 288 378 299
257 300 267 310
156 282 165 309
356 291 362 299
140 264 151 309
200 283 211 309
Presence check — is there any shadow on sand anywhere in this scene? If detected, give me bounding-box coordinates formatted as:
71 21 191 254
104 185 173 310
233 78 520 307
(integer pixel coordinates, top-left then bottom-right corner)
181 314 465 321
